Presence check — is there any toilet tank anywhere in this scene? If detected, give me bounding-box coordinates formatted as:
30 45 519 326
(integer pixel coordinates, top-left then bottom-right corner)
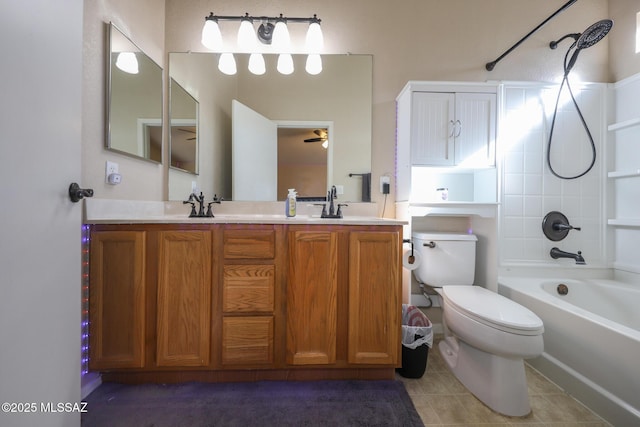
411 232 477 287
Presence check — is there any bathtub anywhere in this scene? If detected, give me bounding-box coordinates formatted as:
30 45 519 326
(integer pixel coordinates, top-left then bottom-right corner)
498 276 640 426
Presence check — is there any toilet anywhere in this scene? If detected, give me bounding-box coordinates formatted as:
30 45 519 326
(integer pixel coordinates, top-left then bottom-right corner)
412 232 544 417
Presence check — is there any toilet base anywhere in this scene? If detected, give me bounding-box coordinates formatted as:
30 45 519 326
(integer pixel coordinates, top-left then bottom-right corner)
439 337 531 417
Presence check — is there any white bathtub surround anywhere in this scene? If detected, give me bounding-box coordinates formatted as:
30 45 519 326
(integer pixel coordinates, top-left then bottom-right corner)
499 82 607 269
498 275 640 426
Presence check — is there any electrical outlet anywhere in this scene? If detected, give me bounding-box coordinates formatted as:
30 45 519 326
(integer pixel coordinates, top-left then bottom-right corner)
335 185 344 195
380 176 390 193
105 161 119 183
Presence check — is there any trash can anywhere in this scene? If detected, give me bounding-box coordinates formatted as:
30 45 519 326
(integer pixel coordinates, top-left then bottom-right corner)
397 304 433 379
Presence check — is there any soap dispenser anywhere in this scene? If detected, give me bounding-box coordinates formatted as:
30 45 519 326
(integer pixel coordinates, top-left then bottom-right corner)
285 188 297 217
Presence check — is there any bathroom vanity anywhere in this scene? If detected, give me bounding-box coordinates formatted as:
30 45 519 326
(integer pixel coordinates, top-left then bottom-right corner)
85 202 404 383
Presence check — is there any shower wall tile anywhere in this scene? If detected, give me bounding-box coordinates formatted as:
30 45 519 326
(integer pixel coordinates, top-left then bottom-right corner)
524 175 542 195
503 174 523 195
524 195 542 217
499 83 606 266
503 195 524 216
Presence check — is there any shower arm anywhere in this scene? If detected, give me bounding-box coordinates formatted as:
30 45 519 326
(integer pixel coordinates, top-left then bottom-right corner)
485 0 577 71
549 33 580 50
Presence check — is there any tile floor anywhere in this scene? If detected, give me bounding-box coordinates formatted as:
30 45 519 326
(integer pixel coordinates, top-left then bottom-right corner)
397 337 612 427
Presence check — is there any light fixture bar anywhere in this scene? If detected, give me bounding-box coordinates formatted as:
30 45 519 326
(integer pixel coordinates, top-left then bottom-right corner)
205 13 321 25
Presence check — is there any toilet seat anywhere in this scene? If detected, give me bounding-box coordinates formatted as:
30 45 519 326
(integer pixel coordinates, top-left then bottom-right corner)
441 286 544 336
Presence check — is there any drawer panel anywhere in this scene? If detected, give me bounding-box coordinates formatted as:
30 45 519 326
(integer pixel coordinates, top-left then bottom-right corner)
223 265 275 313
222 316 274 365
224 229 275 259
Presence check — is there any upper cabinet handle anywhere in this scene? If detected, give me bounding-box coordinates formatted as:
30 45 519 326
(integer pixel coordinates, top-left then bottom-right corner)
454 120 462 138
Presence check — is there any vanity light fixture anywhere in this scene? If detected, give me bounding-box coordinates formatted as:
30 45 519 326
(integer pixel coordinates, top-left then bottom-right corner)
201 12 323 76
115 52 139 74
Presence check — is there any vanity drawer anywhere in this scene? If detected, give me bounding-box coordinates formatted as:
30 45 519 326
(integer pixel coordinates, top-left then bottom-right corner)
223 265 275 313
222 316 274 365
223 228 275 259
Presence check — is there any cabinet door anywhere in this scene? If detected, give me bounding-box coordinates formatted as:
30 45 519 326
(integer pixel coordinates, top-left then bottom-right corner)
89 231 146 369
156 231 211 367
348 231 401 365
454 92 496 167
287 230 337 365
411 92 455 166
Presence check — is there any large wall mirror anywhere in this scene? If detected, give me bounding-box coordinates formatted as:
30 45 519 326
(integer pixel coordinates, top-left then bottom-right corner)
107 23 163 163
168 53 372 202
169 78 198 174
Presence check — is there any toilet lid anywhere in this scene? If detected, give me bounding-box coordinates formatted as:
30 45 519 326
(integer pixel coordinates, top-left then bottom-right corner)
442 286 544 335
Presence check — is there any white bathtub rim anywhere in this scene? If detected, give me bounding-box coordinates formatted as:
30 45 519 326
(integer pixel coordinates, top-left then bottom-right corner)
498 276 640 342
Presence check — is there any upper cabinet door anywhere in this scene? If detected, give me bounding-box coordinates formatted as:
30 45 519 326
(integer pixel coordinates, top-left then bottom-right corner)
454 92 496 168
411 92 455 166
410 91 496 167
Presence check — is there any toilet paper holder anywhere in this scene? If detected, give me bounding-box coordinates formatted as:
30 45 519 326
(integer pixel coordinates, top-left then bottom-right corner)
403 239 415 264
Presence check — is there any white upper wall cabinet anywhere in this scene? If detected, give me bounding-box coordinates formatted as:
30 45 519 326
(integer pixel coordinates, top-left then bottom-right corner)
410 91 496 167
395 82 498 203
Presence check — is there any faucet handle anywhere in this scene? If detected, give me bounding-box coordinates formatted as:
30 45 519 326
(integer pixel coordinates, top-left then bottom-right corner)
336 203 348 218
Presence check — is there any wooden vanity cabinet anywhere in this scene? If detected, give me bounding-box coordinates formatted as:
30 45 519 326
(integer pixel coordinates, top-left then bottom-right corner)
286 226 402 368
89 222 401 380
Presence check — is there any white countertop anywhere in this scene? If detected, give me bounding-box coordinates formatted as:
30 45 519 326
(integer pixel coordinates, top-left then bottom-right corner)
84 199 406 226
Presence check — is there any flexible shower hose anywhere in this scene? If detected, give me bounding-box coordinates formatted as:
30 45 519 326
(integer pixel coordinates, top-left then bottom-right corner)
546 46 597 180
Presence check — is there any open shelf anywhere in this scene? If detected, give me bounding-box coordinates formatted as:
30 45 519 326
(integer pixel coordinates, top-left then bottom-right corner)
607 219 640 227
607 170 640 179
608 117 640 132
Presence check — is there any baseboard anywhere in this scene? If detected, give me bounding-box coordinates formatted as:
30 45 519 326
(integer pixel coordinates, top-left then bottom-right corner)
81 372 102 399
527 353 640 426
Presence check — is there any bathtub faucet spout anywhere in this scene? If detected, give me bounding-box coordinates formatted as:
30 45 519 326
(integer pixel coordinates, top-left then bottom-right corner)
550 247 586 264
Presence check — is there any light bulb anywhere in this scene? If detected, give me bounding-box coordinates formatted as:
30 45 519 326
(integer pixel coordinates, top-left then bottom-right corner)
237 18 257 51
322 140 328 149
201 18 223 50
115 52 139 74
218 53 237 75
248 53 266 75
305 54 322 75
306 21 324 52
277 53 294 75
272 20 291 52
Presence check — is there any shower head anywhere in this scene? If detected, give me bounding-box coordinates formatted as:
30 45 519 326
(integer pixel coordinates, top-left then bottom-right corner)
576 19 613 50
550 19 614 73
549 19 613 50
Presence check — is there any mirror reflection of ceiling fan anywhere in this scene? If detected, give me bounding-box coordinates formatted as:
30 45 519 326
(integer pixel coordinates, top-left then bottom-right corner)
304 129 328 148
178 128 196 141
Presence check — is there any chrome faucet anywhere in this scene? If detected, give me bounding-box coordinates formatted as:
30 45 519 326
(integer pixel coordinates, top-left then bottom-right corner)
550 247 586 265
